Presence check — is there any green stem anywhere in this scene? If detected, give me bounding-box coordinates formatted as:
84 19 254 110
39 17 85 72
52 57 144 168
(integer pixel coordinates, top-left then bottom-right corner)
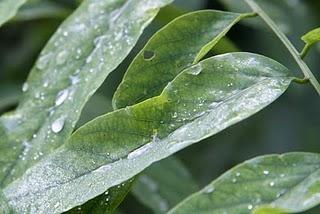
300 44 311 59
244 0 320 96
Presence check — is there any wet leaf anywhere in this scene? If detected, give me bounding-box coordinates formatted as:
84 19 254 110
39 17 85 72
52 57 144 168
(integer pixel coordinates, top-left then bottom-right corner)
0 0 172 189
113 10 253 109
3 52 293 213
169 153 320 214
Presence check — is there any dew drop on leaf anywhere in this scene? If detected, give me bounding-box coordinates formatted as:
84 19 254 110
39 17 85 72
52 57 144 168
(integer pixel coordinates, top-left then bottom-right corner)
204 186 214 193
51 117 65 133
56 50 68 65
36 53 51 70
55 89 69 106
22 82 28 92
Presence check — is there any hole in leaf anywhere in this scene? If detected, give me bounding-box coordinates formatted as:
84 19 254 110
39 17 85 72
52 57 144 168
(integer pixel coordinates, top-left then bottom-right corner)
143 50 155 60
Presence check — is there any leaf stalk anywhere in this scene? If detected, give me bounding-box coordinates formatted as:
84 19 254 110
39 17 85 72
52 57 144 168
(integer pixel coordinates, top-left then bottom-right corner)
244 0 320 96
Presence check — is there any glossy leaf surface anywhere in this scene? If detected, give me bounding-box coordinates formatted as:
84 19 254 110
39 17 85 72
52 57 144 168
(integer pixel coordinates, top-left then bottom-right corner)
3 52 293 213
169 153 320 214
0 0 172 188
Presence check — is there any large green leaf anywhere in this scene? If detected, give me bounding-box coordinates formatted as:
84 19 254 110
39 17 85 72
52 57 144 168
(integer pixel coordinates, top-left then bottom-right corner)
132 157 198 213
0 0 172 188
0 0 27 27
3 52 293 213
112 10 254 109
169 152 320 214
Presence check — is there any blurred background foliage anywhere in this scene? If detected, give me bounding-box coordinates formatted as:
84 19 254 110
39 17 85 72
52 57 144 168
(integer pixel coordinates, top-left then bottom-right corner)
0 0 319 213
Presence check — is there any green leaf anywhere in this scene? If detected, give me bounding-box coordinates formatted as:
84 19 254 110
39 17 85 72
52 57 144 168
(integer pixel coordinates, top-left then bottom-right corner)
0 0 172 188
0 191 11 214
0 0 27 27
3 52 293 213
113 10 254 109
169 152 320 214
132 157 198 213
302 27 320 45
66 180 134 214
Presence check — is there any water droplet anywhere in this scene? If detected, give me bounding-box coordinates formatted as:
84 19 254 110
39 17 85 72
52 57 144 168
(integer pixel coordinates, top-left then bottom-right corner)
232 178 237 183
204 186 214 193
172 112 178 118
51 117 65 133
63 31 69 37
43 80 49 88
236 172 241 177
22 83 29 92
188 64 202 75
37 53 51 70
70 75 80 85
55 89 69 106
33 134 37 138
227 83 234 87
56 50 68 65
280 174 285 178
263 170 269 175
86 55 93 64
248 204 253 210
269 181 275 187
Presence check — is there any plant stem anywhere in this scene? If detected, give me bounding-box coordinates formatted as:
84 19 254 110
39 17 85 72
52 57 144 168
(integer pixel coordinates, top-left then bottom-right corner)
300 44 311 59
244 0 320 95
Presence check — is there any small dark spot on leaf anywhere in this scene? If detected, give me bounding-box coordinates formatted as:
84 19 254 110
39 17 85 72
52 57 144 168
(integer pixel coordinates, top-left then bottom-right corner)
143 50 155 60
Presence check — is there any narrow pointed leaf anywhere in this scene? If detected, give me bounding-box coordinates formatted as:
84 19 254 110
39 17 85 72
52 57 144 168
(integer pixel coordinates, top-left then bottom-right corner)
0 0 172 188
169 152 320 214
0 0 27 27
113 10 253 109
3 52 293 213
132 157 198 213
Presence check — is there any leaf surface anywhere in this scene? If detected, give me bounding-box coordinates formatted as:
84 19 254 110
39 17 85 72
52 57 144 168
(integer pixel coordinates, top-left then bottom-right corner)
0 0 27 27
113 10 253 109
0 0 172 188
169 153 320 214
302 27 320 46
132 157 198 213
3 52 293 213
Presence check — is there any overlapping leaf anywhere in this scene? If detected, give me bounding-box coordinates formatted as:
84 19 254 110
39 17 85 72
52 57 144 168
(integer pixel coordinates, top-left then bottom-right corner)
113 10 254 109
0 0 172 188
3 52 293 213
169 152 320 214
0 0 27 27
